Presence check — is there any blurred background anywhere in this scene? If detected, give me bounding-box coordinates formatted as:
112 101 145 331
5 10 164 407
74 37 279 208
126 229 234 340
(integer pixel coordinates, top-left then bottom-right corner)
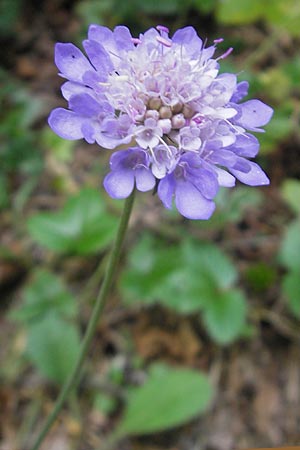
1 0 300 449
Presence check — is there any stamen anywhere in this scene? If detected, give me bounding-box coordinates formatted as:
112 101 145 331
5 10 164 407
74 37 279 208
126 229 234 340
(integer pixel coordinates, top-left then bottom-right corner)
157 135 173 156
132 37 142 45
156 35 172 47
213 38 224 44
217 47 233 60
156 25 169 34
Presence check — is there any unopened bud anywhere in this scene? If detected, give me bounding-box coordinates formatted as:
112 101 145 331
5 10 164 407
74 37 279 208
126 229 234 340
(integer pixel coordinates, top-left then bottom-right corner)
171 101 183 114
159 105 172 119
145 109 160 120
171 113 186 129
148 97 162 110
183 104 195 119
158 118 172 134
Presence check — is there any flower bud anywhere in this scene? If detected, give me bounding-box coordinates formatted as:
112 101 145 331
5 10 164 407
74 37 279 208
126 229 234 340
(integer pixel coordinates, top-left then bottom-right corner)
171 113 186 129
159 105 172 119
148 97 162 110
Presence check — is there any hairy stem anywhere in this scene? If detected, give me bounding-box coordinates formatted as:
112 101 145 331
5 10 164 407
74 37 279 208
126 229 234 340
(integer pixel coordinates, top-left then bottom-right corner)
30 191 135 450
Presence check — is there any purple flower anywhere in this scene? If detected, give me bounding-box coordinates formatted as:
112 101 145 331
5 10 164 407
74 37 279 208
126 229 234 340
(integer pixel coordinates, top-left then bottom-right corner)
49 25 273 220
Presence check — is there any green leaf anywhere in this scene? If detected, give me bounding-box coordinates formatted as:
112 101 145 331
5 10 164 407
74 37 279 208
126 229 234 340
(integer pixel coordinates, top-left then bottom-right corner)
282 271 300 318
10 270 77 323
281 179 300 215
117 364 213 436
278 220 300 271
245 262 276 292
26 313 80 384
135 0 182 14
27 188 117 255
203 289 247 344
216 0 264 24
182 240 238 290
121 236 239 314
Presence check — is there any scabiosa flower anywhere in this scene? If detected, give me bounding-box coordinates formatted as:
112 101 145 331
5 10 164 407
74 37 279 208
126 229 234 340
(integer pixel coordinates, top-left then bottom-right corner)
49 25 273 219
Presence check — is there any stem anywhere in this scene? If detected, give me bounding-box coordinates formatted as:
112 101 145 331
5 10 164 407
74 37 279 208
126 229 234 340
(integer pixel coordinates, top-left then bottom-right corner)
30 191 135 450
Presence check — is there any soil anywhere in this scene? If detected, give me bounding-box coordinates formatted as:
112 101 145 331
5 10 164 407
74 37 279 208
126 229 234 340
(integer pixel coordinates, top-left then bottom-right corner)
1 2 300 450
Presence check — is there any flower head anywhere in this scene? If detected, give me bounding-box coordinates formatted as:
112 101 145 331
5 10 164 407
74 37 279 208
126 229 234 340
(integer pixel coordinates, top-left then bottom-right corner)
49 25 273 219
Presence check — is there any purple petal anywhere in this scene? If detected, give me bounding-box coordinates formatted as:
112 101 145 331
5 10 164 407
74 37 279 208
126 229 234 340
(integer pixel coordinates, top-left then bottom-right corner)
69 93 102 117
158 176 175 209
113 26 134 51
172 27 202 55
55 43 93 83
192 169 219 199
209 150 238 167
230 161 270 186
214 167 236 187
81 122 95 144
103 170 134 199
48 108 84 140
83 39 113 74
228 133 260 158
235 100 273 131
135 168 156 192
230 81 249 103
94 128 132 150
61 81 93 100
88 25 113 44
175 181 215 220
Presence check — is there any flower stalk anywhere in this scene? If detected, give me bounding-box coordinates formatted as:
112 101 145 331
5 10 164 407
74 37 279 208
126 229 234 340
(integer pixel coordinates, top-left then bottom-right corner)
30 191 135 450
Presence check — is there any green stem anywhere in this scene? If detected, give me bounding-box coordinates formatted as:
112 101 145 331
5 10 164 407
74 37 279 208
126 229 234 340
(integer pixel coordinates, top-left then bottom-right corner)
30 191 135 450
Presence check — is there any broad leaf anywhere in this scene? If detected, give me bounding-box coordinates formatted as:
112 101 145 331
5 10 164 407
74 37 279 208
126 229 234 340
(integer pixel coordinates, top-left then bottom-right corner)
203 289 247 344
117 364 213 436
281 179 300 215
282 271 300 318
27 188 117 255
10 270 77 323
278 220 300 271
27 313 80 384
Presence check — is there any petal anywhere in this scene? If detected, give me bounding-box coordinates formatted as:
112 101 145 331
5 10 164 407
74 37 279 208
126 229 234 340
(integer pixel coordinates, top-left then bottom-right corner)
88 24 113 44
135 167 156 192
230 80 249 103
83 39 113 74
55 43 93 83
69 93 101 117
191 169 219 200
81 122 95 144
157 175 175 210
230 161 270 186
48 108 84 140
172 26 202 55
175 181 215 220
228 133 259 158
113 26 134 51
61 81 93 100
103 170 134 199
235 100 273 131
214 167 236 187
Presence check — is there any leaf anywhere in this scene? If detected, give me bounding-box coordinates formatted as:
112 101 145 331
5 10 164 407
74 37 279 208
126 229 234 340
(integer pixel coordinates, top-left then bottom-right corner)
182 240 238 290
121 236 239 314
116 364 213 436
281 179 300 215
203 289 247 344
278 220 300 271
282 271 300 319
26 313 80 384
216 0 264 24
10 270 77 323
27 188 117 255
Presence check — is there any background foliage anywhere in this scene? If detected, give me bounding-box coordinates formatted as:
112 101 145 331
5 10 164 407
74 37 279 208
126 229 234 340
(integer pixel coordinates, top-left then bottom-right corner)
1 0 300 449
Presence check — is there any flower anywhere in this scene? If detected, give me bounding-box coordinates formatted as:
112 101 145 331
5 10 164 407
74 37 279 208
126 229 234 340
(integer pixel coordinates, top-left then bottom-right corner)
49 25 273 219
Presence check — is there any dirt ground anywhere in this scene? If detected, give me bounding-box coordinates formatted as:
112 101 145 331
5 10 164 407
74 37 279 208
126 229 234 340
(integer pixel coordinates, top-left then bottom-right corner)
1 2 300 450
